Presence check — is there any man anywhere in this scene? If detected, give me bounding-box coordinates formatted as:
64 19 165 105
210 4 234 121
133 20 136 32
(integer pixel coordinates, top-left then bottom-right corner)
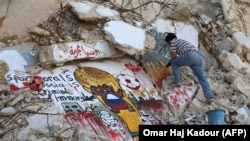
164 32 214 104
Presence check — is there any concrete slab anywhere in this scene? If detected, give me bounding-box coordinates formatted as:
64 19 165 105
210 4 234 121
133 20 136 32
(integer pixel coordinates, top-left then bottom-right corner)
141 51 171 90
5 56 166 140
38 40 123 66
0 42 38 66
166 85 198 116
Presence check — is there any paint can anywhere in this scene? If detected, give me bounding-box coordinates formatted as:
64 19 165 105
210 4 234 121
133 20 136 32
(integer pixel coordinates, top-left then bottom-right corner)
206 109 225 125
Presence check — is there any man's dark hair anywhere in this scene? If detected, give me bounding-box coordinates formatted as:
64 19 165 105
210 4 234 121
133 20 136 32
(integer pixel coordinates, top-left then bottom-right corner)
164 33 177 42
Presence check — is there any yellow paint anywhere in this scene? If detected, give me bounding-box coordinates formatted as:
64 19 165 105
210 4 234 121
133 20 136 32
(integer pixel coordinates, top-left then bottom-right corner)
151 65 172 89
74 66 143 134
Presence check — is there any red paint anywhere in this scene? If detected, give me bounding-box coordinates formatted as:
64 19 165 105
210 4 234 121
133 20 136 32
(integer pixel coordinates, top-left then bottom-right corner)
69 44 100 58
139 100 165 125
125 63 140 72
65 111 127 139
169 87 191 109
154 78 163 90
152 67 171 90
23 81 30 87
125 79 131 83
70 45 81 58
9 84 20 91
116 74 140 90
109 130 120 138
139 99 163 109
81 45 100 57
65 112 102 134
65 112 117 138
169 95 180 108
9 81 30 91
29 76 44 91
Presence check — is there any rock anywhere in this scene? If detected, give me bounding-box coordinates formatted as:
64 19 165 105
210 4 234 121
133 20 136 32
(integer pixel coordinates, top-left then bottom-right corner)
0 106 16 116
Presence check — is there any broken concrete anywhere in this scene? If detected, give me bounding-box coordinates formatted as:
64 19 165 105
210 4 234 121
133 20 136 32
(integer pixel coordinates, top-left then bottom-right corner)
38 40 123 66
104 20 156 55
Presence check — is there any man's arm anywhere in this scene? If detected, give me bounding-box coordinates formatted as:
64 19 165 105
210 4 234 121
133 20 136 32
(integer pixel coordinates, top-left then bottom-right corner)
166 51 177 67
171 51 177 59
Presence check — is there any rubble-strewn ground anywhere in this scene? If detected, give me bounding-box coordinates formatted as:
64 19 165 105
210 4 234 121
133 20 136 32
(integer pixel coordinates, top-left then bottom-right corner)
1 0 250 141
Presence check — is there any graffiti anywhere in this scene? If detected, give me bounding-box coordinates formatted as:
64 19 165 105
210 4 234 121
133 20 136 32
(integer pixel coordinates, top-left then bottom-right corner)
7 73 78 87
125 63 151 88
151 66 171 90
168 86 192 109
100 110 124 132
5 60 166 140
74 66 143 135
67 111 130 140
35 88 67 97
44 82 64 88
81 94 96 101
116 74 140 90
139 109 163 125
9 82 29 91
123 62 165 125
57 69 83 90
124 62 161 100
125 62 141 73
61 102 84 112
69 44 100 58
140 51 171 90
6 74 32 84
70 45 81 58
65 112 112 138
54 95 85 102
6 69 88 103
90 84 136 113
62 101 129 140
139 99 164 125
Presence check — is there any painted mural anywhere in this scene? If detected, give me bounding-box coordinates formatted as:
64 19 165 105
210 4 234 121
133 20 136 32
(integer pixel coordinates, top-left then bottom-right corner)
166 85 197 116
5 58 165 140
74 66 143 136
141 51 172 90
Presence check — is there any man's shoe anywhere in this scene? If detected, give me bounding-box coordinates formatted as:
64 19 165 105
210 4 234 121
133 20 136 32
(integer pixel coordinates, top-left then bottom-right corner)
205 97 215 105
173 83 181 88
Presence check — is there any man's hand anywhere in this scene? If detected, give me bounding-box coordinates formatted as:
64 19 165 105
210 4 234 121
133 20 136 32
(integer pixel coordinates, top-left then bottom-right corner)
166 61 171 67
166 58 172 67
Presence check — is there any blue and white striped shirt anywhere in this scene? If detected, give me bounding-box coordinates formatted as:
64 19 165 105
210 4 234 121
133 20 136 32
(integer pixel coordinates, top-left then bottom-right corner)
170 38 198 55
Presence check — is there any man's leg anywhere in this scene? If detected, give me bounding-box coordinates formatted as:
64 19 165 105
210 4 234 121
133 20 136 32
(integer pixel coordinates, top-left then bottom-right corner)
171 52 192 84
189 60 214 99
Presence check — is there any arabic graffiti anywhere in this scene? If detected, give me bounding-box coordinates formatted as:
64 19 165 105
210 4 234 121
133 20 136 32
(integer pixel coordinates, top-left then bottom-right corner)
168 86 192 109
69 44 100 58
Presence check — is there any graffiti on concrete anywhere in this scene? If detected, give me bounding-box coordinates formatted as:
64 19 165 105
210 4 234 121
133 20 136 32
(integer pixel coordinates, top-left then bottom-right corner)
116 74 140 90
90 83 136 113
74 66 144 136
65 110 130 140
123 62 165 125
62 102 131 140
69 44 100 58
141 52 172 90
52 41 116 63
167 86 195 109
5 59 165 140
124 62 161 99
6 72 31 91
